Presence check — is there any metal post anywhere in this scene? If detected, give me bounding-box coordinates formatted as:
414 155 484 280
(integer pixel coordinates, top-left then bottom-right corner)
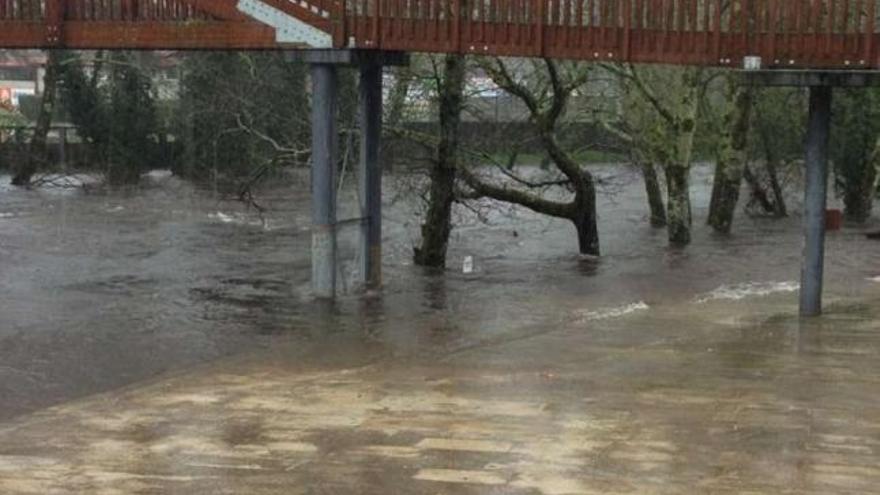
358 59 383 289
310 64 339 299
800 85 832 317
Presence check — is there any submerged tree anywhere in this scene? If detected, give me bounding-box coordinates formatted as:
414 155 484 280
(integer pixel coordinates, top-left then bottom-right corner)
413 53 467 267
597 72 667 228
604 65 703 246
746 87 804 218
707 74 755 233
637 158 668 228
460 58 600 256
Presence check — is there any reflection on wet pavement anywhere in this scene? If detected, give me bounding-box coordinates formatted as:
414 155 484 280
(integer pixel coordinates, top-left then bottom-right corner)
1 295 880 494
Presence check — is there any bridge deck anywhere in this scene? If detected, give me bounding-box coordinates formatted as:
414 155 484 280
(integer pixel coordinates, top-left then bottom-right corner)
0 1 879 69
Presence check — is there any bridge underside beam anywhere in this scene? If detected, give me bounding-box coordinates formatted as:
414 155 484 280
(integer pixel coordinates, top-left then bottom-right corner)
289 49 408 67
744 70 880 88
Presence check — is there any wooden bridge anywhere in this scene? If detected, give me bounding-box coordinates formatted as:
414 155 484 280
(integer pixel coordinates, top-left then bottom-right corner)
2 1 877 316
0 1 879 69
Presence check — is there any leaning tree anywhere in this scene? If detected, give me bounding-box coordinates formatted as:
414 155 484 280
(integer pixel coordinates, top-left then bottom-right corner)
459 58 600 256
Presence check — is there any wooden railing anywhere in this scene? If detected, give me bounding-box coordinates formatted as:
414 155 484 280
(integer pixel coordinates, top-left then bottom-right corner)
0 0 878 68
338 0 880 67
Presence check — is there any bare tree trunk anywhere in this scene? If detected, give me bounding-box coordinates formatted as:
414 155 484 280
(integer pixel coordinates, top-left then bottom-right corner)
708 80 754 233
460 166 599 256
756 119 788 217
12 51 60 186
574 172 600 255
665 164 691 245
764 159 788 217
414 54 466 268
664 68 700 246
641 162 667 227
742 163 776 214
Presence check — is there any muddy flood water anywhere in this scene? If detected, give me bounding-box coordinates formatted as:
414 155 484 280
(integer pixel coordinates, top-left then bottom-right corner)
2 164 880 494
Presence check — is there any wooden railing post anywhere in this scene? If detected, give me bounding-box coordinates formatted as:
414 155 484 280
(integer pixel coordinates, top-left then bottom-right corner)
767 0 777 65
454 0 462 52
45 0 62 46
866 0 876 66
742 0 750 55
372 0 381 47
622 0 631 60
336 0 348 47
536 0 545 56
713 0 722 62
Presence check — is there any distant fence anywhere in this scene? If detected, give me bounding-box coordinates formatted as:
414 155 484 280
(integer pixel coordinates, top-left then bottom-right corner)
0 125 77 169
0 121 624 172
386 121 625 168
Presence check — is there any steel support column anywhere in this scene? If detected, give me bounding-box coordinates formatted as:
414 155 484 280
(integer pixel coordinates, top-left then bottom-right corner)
800 86 832 317
310 63 338 299
358 59 383 289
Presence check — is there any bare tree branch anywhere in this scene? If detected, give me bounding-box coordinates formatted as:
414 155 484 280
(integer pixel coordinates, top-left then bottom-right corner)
459 166 573 219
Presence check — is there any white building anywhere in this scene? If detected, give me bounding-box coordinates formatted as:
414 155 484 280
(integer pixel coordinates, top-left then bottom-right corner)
0 50 44 108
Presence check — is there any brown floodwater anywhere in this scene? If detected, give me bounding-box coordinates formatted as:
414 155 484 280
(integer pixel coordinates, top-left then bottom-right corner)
0 164 878 422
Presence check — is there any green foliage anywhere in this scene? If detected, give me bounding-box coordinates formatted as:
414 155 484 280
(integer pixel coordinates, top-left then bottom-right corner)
105 52 160 184
0 109 26 172
0 107 26 127
750 87 805 166
57 51 108 155
16 94 40 121
174 52 311 182
57 51 162 183
831 87 880 221
16 95 65 123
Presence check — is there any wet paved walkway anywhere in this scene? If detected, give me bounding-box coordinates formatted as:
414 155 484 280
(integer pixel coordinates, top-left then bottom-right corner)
2 294 880 494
